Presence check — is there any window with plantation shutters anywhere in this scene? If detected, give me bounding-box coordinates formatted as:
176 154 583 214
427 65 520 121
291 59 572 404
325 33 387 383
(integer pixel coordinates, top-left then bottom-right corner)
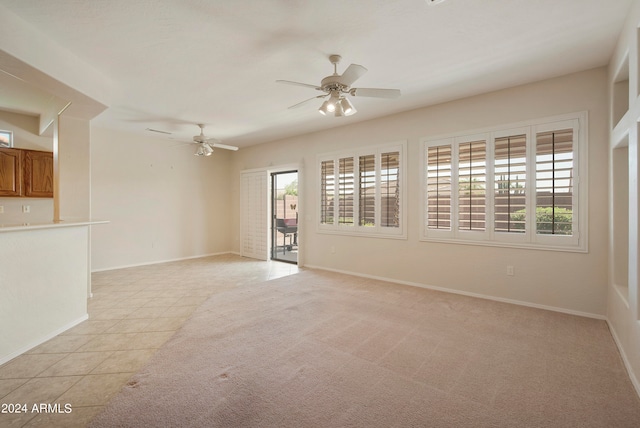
535 128 573 235
421 113 586 252
338 157 355 226
318 141 406 238
494 134 526 234
359 154 375 227
426 144 452 230
381 151 400 228
320 160 334 225
458 140 486 231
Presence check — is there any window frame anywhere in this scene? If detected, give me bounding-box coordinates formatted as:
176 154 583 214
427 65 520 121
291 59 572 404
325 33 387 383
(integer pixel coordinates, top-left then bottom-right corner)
317 141 407 239
420 112 588 252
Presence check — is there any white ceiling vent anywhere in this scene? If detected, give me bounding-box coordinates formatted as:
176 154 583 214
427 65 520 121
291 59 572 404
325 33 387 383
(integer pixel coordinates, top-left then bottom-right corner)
426 0 447 5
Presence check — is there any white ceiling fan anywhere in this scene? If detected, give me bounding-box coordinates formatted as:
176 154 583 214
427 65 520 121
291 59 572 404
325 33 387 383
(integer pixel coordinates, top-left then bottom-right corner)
276 54 401 117
191 124 238 156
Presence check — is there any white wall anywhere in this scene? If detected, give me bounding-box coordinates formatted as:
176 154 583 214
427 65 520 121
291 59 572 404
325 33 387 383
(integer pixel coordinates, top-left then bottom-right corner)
0 110 54 224
90 127 234 270
232 67 609 317
607 0 640 395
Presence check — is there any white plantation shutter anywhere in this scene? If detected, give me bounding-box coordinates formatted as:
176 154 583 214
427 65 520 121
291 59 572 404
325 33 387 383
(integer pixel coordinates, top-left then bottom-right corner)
458 140 486 231
426 144 452 231
338 157 355 226
320 160 335 225
535 128 574 235
533 118 581 247
494 134 527 234
380 151 400 228
359 154 376 227
240 170 268 260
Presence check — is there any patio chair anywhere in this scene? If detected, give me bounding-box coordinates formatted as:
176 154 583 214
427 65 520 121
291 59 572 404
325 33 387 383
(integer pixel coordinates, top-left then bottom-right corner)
276 218 298 254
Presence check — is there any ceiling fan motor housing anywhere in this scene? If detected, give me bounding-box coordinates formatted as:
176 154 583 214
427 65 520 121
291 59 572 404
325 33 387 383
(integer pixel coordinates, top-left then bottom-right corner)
320 77 349 94
321 54 351 94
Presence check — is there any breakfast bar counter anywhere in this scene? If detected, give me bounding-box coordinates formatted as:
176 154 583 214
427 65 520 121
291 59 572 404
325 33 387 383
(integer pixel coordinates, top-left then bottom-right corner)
0 219 107 365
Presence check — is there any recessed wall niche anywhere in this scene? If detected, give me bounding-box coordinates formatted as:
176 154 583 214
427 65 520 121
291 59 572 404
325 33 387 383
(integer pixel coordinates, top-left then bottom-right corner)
638 26 640 98
612 55 630 129
612 134 629 304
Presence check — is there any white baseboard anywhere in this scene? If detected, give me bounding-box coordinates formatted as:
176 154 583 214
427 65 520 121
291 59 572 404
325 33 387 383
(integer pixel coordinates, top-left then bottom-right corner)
91 251 233 273
606 319 640 398
304 264 606 320
0 314 89 366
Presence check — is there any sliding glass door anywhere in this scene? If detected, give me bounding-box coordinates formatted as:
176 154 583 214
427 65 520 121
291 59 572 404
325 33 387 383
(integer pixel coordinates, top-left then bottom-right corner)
271 171 298 264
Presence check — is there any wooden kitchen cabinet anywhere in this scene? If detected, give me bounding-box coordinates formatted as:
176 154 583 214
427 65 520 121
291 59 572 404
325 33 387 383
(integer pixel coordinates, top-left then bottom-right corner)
23 150 54 197
0 148 53 198
0 148 22 196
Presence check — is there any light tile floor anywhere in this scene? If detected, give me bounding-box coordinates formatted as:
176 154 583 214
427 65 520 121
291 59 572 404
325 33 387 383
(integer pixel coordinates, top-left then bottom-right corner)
0 254 298 428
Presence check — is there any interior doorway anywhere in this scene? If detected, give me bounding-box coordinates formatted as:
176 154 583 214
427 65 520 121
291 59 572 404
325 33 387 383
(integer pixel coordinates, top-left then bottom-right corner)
271 170 298 264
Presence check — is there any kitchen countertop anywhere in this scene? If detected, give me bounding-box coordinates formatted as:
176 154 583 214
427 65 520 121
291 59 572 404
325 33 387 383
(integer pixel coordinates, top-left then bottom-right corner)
0 219 108 233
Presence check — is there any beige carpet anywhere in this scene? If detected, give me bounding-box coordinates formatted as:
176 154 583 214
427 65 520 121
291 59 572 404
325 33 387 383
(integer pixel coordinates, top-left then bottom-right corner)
89 269 640 427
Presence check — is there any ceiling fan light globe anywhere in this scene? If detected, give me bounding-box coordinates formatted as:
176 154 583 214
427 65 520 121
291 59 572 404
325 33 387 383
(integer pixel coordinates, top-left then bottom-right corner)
327 91 341 112
203 143 214 156
340 97 356 116
319 99 331 115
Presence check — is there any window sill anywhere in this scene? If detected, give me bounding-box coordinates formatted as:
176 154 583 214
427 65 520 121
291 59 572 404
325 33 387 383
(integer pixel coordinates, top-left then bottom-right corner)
419 236 587 253
318 228 407 240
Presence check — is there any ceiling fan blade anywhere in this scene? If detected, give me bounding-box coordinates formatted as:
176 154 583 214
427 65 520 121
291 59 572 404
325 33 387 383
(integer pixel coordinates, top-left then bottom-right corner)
339 64 368 87
350 88 401 99
288 94 328 109
276 80 320 90
145 128 172 135
211 142 239 151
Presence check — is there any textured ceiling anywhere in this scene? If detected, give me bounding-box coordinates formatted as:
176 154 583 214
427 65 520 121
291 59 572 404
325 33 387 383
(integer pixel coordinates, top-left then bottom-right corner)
0 0 633 147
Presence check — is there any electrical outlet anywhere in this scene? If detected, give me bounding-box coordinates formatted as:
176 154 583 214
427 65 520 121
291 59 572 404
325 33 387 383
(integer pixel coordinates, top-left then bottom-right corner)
330 246 336 254
22 205 30 213
507 265 515 276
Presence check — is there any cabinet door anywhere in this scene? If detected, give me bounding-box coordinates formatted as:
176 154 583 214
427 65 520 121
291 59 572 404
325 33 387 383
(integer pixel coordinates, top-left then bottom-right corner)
24 150 54 198
0 148 22 196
